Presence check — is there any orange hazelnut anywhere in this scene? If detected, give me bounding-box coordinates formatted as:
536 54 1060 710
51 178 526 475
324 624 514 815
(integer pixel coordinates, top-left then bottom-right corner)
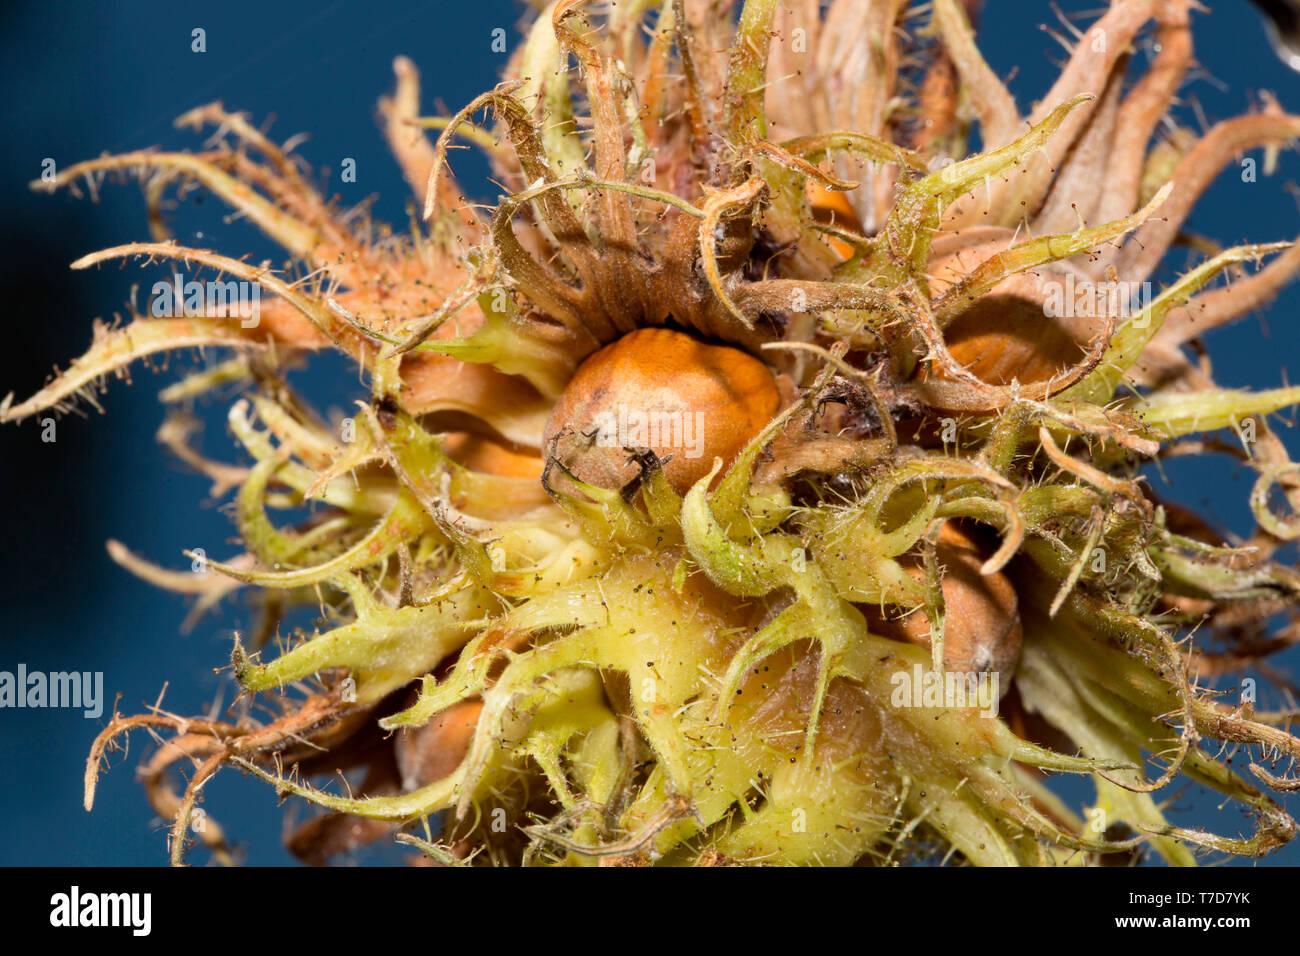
542 328 781 494
443 431 544 479
807 182 863 260
928 288 1092 387
920 253 1110 392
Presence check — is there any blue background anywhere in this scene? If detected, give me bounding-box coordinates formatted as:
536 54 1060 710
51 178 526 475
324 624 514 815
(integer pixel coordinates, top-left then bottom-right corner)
1 0 1298 865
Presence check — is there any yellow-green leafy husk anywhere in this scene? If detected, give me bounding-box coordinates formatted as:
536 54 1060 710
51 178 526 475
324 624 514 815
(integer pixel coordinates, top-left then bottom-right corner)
12 0 1300 866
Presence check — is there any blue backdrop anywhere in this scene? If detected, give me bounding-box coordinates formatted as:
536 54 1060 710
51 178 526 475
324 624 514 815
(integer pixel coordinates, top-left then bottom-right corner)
2 0 1298 865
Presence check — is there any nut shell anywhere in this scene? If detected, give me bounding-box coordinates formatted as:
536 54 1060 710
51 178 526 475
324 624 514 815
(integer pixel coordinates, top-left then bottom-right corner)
866 523 1022 692
395 699 484 791
543 328 780 493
